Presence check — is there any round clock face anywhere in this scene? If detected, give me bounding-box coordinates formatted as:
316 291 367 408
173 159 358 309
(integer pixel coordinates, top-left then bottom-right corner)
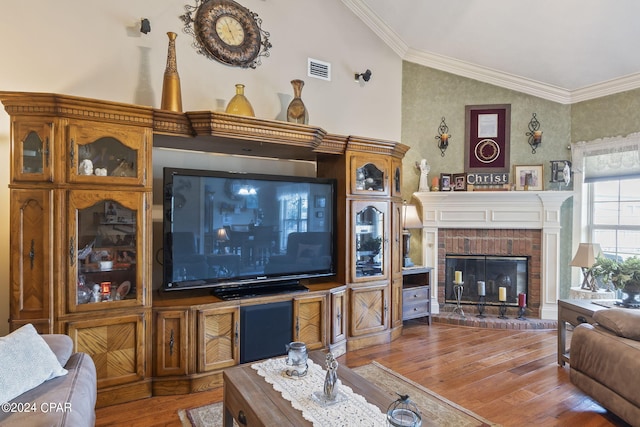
194 0 263 68
215 16 245 46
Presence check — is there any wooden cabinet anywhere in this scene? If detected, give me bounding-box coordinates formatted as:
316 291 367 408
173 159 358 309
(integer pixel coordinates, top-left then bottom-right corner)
197 305 240 372
329 286 347 356
2 91 409 403
9 188 54 333
154 309 189 377
2 93 154 407
65 311 151 407
293 293 326 351
350 282 389 337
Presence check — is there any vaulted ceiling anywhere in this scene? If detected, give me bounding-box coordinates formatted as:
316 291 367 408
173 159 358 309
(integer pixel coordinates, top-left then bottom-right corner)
343 0 640 104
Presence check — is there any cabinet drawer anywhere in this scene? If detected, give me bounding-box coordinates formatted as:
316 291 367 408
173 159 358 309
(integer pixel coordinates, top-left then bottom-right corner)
403 302 430 319
403 286 430 302
560 307 594 326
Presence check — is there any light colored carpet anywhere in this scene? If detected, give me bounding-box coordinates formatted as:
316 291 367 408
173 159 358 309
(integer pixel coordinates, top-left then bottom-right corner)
179 361 498 426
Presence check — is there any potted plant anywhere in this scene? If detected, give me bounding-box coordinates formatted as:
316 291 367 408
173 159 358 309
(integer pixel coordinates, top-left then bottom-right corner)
592 256 640 308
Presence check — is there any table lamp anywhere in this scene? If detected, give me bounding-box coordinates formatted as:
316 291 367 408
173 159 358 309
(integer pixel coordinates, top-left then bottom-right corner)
570 243 601 291
216 227 230 254
402 203 422 267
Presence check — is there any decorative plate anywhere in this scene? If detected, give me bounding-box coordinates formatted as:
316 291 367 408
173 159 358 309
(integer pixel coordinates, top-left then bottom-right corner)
117 281 131 298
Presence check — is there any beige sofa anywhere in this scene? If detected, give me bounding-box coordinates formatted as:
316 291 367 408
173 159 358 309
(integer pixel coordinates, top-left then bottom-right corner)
0 326 97 426
570 308 640 427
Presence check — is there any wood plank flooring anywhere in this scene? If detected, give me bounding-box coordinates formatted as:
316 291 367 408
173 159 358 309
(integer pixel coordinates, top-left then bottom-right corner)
95 321 630 427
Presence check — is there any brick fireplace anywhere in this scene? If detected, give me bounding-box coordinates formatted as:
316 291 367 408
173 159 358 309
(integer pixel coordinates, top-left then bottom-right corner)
413 191 573 320
440 229 541 315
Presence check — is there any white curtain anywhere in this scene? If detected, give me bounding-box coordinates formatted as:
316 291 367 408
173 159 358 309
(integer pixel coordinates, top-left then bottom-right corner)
572 133 640 182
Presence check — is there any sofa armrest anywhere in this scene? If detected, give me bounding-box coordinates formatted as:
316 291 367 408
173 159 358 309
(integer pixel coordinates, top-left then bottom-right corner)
41 334 74 367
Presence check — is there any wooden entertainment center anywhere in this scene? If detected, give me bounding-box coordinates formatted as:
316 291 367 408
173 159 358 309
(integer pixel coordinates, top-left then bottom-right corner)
1 92 409 407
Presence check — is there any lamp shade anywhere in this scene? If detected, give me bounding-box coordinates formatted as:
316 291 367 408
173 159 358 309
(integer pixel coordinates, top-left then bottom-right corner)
216 227 229 241
402 204 422 229
570 243 602 268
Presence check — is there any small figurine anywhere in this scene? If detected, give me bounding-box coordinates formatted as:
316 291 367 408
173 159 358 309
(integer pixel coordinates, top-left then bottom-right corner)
323 352 339 400
563 161 571 186
78 159 93 175
415 158 430 192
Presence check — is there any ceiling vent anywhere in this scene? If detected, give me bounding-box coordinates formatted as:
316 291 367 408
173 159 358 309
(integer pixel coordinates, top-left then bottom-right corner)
308 58 331 81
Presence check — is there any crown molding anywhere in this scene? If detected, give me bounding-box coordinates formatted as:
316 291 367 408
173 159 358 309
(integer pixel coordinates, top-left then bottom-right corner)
342 0 640 104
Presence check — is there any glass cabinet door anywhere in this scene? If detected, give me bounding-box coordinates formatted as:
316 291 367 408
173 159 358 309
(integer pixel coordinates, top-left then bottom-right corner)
353 201 388 280
67 190 146 312
67 122 149 186
12 120 54 182
350 154 389 195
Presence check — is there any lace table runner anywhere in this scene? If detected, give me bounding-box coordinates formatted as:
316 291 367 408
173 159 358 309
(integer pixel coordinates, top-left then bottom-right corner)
251 357 387 426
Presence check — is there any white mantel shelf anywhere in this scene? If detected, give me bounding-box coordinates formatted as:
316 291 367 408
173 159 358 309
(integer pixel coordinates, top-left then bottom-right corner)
412 190 574 321
413 191 574 230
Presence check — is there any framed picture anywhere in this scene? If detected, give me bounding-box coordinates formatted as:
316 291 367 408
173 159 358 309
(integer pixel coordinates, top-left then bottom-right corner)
513 164 544 191
453 173 467 191
464 104 511 173
440 173 452 191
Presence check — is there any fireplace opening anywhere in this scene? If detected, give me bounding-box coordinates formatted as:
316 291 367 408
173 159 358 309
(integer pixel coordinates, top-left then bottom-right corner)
445 255 528 306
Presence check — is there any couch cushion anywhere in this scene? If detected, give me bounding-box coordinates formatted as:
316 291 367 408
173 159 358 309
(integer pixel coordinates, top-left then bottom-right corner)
593 308 640 341
0 324 68 404
41 334 74 367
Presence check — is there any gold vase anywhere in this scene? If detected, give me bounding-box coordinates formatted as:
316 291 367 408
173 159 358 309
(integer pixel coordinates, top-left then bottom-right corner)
160 32 183 112
225 84 255 117
286 79 308 124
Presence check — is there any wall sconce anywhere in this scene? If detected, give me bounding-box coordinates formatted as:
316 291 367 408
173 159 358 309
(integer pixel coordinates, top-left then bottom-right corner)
570 243 602 291
526 113 542 154
435 117 450 157
354 69 372 83
140 18 151 34
402 202 422 267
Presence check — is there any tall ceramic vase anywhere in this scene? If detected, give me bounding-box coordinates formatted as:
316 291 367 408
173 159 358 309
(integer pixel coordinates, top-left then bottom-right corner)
286 79 308 124
161 32 183 112
225 84 255 117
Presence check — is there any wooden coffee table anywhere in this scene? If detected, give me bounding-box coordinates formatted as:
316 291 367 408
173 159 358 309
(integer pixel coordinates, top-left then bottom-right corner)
223 351 393 426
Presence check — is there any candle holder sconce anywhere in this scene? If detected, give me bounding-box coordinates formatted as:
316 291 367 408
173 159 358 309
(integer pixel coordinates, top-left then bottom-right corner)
476 296 486 318
435 117 451 157
498 302 508 319
526 113 542 154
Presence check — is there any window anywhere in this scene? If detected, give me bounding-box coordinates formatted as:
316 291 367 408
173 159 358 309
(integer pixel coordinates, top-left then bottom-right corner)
589 177 640 260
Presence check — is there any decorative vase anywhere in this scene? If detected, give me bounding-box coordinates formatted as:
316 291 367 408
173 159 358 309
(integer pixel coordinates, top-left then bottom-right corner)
225 84 255 117
160 32 183 112
286 79 308 124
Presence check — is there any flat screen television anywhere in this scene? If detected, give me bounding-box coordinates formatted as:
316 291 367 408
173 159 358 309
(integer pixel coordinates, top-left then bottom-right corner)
162 167 337 298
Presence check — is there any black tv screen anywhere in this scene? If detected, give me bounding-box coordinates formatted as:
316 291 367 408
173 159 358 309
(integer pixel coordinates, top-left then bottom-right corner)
162 167 336 295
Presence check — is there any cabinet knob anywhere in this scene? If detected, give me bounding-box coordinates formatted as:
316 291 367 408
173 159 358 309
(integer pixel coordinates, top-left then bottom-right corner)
577 316 588 324
238 410 247 425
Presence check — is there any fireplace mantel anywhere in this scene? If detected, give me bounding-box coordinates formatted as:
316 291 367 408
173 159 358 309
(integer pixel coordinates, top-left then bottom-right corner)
413 190 573 320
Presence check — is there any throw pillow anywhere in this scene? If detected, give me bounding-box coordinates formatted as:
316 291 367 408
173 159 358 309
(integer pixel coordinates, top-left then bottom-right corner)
593 308 640 341
0 323 68 404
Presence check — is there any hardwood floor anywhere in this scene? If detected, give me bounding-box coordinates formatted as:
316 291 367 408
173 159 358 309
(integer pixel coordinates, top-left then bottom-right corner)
95 321 630 427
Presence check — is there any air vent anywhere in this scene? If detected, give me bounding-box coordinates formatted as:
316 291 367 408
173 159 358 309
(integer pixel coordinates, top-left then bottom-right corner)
308 58 331 81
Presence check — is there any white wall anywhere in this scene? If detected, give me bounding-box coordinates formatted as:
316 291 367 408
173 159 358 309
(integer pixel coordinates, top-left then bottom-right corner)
0 0 402 335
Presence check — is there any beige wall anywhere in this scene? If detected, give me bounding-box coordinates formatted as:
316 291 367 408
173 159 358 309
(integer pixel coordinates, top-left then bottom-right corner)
571 87 640 142
0 0 402 335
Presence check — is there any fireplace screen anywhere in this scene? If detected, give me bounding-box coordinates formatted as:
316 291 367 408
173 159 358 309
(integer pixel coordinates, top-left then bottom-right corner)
445 255 528 306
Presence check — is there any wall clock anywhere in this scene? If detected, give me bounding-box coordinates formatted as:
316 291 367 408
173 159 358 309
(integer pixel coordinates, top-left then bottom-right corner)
181 0 272 69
